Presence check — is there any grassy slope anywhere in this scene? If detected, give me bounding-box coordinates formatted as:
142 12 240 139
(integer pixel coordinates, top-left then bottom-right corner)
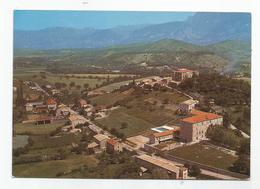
14 121 65 135
95 90 188 137
13 155 98 178
14 39 251 72
96 107 155 137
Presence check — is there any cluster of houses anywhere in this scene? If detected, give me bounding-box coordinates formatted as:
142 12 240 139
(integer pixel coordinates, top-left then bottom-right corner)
87 133 123 154
136 68 199 90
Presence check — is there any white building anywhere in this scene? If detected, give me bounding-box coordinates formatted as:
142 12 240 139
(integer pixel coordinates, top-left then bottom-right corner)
178 99 199 112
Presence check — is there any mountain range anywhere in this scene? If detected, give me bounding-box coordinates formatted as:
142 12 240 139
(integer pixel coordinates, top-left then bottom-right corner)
14 12 251 49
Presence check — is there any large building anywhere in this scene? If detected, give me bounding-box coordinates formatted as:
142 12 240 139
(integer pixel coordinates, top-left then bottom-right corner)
106 138 123 153
93 134 109 150
136 154 188 179
180 109 223 142
173 68 197 82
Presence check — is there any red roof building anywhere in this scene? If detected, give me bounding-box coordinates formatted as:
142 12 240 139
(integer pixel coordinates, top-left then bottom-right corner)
46 99 57 110
106 138 123 153
180 109 223 142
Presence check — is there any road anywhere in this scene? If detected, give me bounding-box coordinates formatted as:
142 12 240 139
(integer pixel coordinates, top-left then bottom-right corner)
230 124 250 138
200 169 239 180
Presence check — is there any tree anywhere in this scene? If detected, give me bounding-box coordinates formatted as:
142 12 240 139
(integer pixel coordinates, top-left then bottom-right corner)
189 165 201 177
76 85 81 90
83 83 89 89
232 154 250 175
69 81 75 88
152 168 170 179
120 122 128 129
239 138 250 155
16 80 25 107
223 112 231 128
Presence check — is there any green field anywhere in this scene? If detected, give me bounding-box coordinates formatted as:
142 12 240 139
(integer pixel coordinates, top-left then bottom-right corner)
90 89 133 106
14 121 66 135
168 143 238 170
13 135 29 149
95 77 151 92
13 155 98 178
94 90 187 137
96 107 155 137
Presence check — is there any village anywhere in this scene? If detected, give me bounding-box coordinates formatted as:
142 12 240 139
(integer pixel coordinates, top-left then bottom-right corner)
12 67 250 180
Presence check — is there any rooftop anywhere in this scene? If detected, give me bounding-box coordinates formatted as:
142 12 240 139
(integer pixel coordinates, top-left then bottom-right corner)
175 68 193 73
137 154 182 173
46 99 57 105
94 134 109 142
107 138 119 146
152 129 178 138
182 109 222 124
68 114 87 122
180 99 198 106
87 142 99 148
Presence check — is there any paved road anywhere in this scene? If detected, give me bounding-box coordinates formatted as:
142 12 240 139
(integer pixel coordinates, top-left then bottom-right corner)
230 124 250 138
200 169 238 180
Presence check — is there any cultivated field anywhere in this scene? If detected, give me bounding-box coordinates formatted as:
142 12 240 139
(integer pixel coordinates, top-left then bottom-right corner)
14 121 66 135
13 155 98 178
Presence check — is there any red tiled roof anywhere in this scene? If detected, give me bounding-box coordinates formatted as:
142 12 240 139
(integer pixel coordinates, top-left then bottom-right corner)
47 99 57 105
153 129 178 138
182 109 222 124
107 138 118 146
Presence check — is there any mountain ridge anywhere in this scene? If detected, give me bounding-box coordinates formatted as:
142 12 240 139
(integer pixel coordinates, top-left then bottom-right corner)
14 12 251 49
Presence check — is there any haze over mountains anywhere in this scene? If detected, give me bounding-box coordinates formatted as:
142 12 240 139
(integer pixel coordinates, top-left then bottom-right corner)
14 12 251 49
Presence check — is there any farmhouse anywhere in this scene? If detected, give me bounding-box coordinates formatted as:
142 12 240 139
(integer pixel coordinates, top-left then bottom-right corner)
136 154 188 179
34 104 48 113
93 134 109 150
46 98 57 110
25 102 43 112
173 68 196 82
68 114 87 127
178 99 198 112
180 109 223 142
35 116 53 125
87 142 101 154
106 138 123 153
78 98 88 108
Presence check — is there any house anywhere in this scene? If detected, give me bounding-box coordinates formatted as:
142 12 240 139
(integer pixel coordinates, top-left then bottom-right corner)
180 109 223 142
34 104 48 113
173 68 194 82
178 99 199 112
78 99 87 108
46 99 57 110
87 142 102 154
51 89 61 95
126 135 150 149
149 129 180 145
136 154 188 179
35 116 53 125
93 134 109 150
106 138 123 153
25 102 43 112
68 114 87 127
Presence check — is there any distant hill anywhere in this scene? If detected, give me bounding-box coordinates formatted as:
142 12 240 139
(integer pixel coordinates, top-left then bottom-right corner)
14 12 251 49
14 39 251 75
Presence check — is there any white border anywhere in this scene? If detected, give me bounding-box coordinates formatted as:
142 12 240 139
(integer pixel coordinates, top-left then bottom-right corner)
0 0 259 189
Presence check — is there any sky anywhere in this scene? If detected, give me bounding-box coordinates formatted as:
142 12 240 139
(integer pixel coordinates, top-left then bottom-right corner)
14 10 194 30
